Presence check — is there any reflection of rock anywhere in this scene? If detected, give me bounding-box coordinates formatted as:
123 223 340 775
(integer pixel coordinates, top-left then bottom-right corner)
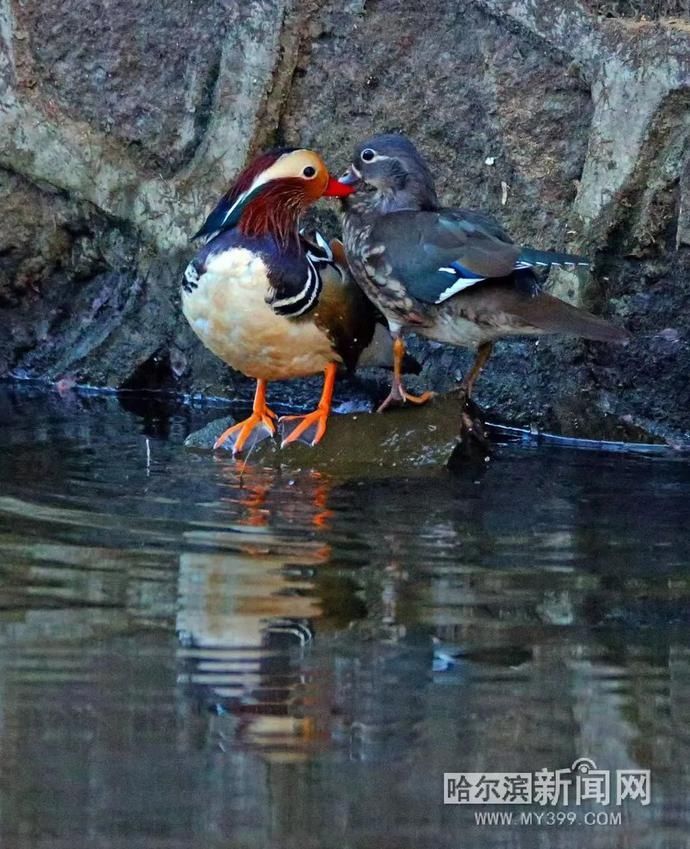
0 0 688 439
538 590 576 626
0 492 177 640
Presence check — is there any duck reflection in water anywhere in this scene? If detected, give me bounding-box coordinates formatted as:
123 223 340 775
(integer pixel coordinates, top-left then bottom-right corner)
176 469 343 761
175 466 439 762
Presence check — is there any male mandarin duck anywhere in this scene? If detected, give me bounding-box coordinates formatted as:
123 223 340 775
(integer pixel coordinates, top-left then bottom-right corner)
180 146 388 455
338 134 629 412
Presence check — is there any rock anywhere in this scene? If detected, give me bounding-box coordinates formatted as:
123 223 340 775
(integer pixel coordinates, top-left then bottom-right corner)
182 389 667 473
184 399 462 474
0 0 688 442
184 416 237 451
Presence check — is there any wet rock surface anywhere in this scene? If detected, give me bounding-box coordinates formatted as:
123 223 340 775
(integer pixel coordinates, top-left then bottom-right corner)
183 399 462 474
183 389 671 476
0 0 688 443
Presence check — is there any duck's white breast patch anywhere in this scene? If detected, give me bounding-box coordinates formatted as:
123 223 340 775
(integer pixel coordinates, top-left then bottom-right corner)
182 246 340 381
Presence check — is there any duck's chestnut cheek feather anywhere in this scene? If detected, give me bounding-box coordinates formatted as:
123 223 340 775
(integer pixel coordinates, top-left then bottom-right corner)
323 177 357 197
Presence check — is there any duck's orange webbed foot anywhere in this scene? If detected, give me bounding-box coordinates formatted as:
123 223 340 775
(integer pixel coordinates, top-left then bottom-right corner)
279 363 336 448
213 380 277 454
213 412 276 453
279 408 330 447
377 382 434 413
377 335 434 413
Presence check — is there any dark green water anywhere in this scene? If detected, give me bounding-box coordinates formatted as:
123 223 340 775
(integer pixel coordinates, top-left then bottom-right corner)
1 386 689 849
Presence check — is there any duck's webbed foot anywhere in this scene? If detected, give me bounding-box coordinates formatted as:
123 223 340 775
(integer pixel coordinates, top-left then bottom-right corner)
377 380 434 413
377 336 434 413
279 363 337 448
213 379 277 454
279 408 330 447
213 410 277 454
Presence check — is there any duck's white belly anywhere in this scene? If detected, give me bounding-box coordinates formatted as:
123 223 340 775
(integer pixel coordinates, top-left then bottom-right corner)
182 247 340 380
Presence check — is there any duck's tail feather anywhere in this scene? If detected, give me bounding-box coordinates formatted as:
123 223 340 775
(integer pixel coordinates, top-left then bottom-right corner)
522 292 630 343
519 246 591 271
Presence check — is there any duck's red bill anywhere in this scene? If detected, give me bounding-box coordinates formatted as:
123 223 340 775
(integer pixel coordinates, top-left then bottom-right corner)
323 176 356 197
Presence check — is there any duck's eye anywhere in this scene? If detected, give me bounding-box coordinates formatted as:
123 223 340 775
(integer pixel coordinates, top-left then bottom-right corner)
302 166 317 178
361 149 376 162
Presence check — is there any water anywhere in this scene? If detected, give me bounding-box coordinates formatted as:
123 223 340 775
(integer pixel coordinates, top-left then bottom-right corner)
1 385 689 849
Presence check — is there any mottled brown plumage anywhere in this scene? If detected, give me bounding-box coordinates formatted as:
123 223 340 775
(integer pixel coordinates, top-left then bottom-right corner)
340 133 628 411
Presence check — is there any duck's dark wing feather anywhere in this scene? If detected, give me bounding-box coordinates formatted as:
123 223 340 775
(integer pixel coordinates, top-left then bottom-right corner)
368 208 521 305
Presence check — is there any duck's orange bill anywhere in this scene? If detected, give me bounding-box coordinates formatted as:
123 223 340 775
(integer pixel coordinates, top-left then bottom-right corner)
323 176 356 197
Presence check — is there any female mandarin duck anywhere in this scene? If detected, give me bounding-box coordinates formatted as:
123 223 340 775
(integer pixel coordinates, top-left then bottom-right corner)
339 134 628 411
181 147 371 454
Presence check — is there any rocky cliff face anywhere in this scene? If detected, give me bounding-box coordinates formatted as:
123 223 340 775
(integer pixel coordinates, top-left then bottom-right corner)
0 0 688 440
